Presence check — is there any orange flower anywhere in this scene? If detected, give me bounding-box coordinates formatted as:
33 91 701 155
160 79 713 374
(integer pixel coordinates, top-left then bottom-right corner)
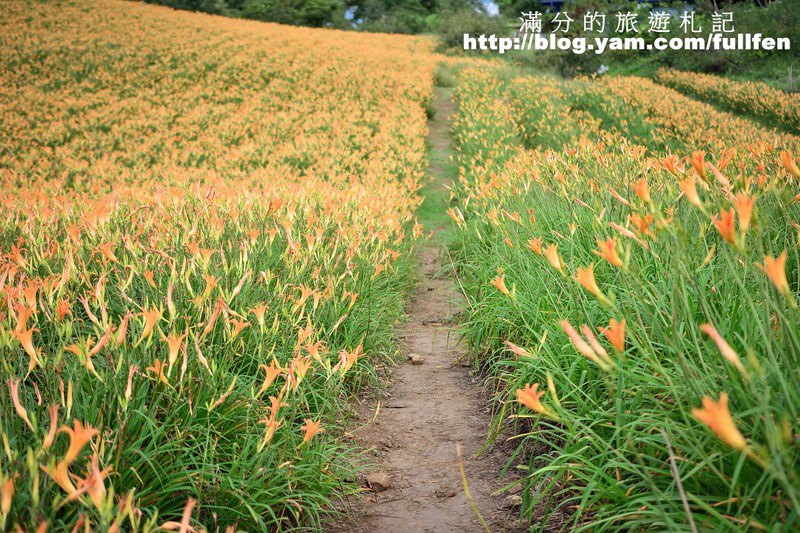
162 332 185 369
629 213 654 237
712 209 736 245
780 151 800 179
661 155 682 176
759 251 793 300
229 318 249 339
692 392 747 452
504 341 533 359
59 420 99 464
43 404 59 449
544 244 563 272
700 323 745 374
12 327 40 374
491 275 511 297
139 308 162 342
69 454 112 509
8 380 34 431
600 318 626 353
560 320 613 369
632 178 650 203
678 175 702 208
146 359 168 385
594 237 624 268
575 264 610 305
734 193 755 234
257 360 283 396
249 303 270 329
527 238 543 255
515 383 553 418
0 475 13 517
301 419 324 444
690 150 706 179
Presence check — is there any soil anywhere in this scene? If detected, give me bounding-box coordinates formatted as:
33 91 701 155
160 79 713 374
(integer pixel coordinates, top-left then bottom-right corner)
328 88 523 532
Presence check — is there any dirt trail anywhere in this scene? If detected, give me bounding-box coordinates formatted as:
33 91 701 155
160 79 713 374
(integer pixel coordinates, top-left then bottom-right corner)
331 88 519 532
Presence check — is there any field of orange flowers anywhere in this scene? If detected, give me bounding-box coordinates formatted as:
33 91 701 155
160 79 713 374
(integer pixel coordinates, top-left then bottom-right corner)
0 0 436 529
654 68 800 134
451 67 800 530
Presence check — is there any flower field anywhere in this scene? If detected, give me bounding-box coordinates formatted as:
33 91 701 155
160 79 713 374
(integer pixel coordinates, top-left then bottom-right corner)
4 0 800 530
0 0 435 529
654 68 800 134
451 67 800 530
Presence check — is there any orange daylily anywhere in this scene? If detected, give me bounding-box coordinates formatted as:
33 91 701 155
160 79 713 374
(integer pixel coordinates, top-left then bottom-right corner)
560 320 613 370
515 383 553 418
504 341 533 359
301 419 324 444
139 308 162 342
600 318 626 353
759 251 793 300
594 237 624 268
491 275 511 297
734 193 755 234
575 264 611 305
527 238 543 255
712 209 736 245
780 151 800 179
692 392 747 452
678 175 702 208
43 404 59 448
632 178 650 203
0 475 14 518
690 150 706 179
543 244 563 272
8 380 34 431
257 360 283 396
700 323 745 374
12 327 40 373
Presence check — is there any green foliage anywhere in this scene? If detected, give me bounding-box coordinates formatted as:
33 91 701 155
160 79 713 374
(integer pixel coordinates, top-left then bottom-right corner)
435 8 510 50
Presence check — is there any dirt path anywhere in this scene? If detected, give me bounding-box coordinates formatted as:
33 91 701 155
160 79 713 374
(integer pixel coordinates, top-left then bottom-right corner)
331 88 519 532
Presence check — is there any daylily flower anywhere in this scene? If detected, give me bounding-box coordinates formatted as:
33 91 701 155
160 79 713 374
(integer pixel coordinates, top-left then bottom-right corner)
575 264 611 305
700 323 745 374
632 178 650 203
600 318 626 353
527 238 543 255
712 209 736 246
161 497 197 532
678 175 703 208
0 475 14 518
594 237 624 268
515 383 553 418
544 244 564 272
8 380 34 431
734 193 755 234
690 150 706 179
692 392 747 452
759 251 793 301
12 327 40 374
780 151 800 179
139 308 162 342
43 404 59 448
491 275 511 297
504 341 533 359
257 360 283 396
301 419 324 444
560 320 613 370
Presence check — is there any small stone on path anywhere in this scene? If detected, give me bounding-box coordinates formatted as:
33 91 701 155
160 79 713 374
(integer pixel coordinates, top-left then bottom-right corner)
365 472 391 492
